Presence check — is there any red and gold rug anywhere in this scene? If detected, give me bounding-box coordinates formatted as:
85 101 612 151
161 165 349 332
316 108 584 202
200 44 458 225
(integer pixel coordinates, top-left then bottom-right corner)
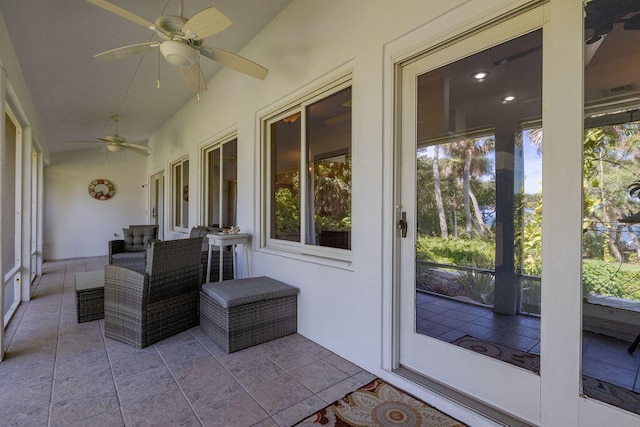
295 379 466 426
451 335 640 416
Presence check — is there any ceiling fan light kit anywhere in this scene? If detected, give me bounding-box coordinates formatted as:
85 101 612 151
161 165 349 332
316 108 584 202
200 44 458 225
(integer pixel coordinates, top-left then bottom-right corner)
160 40 198 67
106 144 125 153
86 0 269 93
69 115 151 157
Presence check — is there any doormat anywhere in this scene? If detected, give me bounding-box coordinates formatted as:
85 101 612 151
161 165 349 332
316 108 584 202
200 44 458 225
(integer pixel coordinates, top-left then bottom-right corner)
451 335 540 373
452 335 640 416
295 378 466 426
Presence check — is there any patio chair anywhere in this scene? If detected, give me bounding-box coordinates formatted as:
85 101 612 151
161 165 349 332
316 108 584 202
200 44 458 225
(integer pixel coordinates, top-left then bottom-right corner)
104 237 202 348
108 224 158 272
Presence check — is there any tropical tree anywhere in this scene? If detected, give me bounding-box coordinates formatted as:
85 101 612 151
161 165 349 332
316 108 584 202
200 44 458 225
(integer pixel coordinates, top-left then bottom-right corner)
442 137 495 238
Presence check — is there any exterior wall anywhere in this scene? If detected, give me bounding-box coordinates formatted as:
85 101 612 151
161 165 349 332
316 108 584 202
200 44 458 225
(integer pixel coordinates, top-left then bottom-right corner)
43 149 147 260
146 0 640 425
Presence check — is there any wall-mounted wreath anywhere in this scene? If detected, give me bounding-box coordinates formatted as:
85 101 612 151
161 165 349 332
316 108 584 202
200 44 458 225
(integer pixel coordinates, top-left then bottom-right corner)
88 179 115 200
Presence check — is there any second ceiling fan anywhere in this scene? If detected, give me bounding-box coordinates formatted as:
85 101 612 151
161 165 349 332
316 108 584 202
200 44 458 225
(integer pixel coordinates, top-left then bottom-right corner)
86 0 268 93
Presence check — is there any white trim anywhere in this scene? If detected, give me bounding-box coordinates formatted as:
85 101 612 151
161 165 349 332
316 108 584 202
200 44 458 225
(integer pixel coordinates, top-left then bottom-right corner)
258 73 353 264
200 131 238 227
168 154 190 233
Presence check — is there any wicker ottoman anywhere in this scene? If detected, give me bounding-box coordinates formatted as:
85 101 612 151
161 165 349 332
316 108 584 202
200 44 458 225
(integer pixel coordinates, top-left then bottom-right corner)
200 276 299 353
75 270 105 323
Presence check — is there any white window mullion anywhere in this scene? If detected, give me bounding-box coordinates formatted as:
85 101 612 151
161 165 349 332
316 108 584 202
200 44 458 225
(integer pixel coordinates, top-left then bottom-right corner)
300 107 308 247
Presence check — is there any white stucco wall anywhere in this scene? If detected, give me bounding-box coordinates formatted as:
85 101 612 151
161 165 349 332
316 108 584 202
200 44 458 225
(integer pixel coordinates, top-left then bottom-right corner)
43 149 147 260
142 1 640 425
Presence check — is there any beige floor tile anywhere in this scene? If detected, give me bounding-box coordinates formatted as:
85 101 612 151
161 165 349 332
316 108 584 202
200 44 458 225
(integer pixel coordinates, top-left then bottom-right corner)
193 391 270 427
315 376 364 404
0 258 374 427
120 388 200 427
272 395 328 427
49 389 120 427
246 374 313 415
290 359 349 393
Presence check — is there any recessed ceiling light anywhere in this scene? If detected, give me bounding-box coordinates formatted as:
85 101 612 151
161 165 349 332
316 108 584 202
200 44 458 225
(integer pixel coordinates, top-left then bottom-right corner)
502 95 516 103
472 71 489 82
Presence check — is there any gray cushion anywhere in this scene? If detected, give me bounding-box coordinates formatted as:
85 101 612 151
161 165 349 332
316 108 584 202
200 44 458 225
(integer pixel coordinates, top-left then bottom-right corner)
123 226 156 251
201 276 299 308
112 252 146 261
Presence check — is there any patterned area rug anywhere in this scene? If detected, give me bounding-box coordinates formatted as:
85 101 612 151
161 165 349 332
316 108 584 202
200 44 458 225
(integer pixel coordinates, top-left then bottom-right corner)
295 379 466 426
451 335 540 373
452 335 640 416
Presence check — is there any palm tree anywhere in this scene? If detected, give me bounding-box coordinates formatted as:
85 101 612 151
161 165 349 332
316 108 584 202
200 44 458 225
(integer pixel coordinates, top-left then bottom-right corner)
443 137 494 238
432 145 448 238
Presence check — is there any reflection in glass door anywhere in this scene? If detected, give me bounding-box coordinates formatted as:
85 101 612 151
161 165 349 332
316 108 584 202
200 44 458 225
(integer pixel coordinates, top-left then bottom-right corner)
581 0 640 415
397 10 543 421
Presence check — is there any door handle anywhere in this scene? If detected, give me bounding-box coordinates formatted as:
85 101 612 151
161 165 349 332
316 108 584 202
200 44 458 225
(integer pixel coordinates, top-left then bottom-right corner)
398 211 408 238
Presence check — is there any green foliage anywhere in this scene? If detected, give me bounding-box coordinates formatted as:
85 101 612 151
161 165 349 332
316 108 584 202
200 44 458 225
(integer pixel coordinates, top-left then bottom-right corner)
274 187 300 232
416 235 495 268
456 267 494 305
583 259 640 301
583 231 606 259
273 158 351 235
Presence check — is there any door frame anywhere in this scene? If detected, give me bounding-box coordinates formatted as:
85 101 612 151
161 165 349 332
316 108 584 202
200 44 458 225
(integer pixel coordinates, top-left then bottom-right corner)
150 170 165 240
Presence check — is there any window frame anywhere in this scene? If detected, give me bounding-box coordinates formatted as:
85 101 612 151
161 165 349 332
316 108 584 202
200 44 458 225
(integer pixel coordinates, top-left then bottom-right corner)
170 155 189 232
261 75 353 263
201 133 238 228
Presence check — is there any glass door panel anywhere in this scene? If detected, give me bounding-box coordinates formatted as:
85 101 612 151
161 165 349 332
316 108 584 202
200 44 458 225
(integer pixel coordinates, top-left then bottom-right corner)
582 0 640 414
397 9 543 421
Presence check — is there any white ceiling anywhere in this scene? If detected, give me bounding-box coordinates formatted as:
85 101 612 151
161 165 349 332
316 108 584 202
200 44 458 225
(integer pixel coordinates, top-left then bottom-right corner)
0 0 291 154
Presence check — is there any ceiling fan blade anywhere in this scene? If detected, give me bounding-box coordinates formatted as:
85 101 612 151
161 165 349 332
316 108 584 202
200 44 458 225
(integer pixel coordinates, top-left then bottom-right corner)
182 6 232 40
124 146 151 156
69 139 105 144
94 42 159 61
181 62 208 93
85 0 155 29
198 45 268 80
123 142 151 153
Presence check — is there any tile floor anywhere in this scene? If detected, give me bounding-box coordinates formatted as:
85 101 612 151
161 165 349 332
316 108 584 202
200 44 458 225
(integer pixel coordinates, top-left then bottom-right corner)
416 291 640 392
0 257 376 427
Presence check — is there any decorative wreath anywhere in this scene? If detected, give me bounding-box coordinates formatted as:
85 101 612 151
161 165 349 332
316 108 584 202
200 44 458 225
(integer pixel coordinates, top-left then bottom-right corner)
183 184 189 202
88 179 115 200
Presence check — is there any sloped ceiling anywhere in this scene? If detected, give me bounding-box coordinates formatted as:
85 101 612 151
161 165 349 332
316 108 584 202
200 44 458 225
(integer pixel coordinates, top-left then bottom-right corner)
0 0 290 155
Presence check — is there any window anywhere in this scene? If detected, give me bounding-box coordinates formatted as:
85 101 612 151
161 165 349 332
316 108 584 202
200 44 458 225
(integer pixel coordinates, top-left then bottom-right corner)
171 157 189 231
264 80 352 258
203 138 237 227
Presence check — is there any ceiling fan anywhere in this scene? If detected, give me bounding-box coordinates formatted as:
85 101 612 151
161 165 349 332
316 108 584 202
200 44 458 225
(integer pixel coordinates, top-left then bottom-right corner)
85 0 268 93
70 115 151 156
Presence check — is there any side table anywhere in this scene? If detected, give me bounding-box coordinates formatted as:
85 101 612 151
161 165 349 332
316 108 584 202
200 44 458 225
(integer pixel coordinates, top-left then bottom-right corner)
206 233 252 282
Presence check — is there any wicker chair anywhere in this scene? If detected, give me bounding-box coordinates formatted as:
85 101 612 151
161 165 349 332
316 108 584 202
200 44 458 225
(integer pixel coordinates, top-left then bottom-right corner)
108 224 159 272
104 237 202 348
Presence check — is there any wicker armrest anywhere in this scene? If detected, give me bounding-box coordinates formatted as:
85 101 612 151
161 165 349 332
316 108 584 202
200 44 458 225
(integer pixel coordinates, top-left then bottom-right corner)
104 265 149 312
108 240 126 264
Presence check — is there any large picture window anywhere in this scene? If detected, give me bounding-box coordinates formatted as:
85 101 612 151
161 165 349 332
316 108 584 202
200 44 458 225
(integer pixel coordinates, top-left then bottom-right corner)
171 157 189 231
264 80 352 258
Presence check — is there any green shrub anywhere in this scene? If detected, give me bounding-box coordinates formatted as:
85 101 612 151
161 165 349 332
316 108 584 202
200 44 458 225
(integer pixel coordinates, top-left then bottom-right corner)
416 236 495 268
583 259 640 301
